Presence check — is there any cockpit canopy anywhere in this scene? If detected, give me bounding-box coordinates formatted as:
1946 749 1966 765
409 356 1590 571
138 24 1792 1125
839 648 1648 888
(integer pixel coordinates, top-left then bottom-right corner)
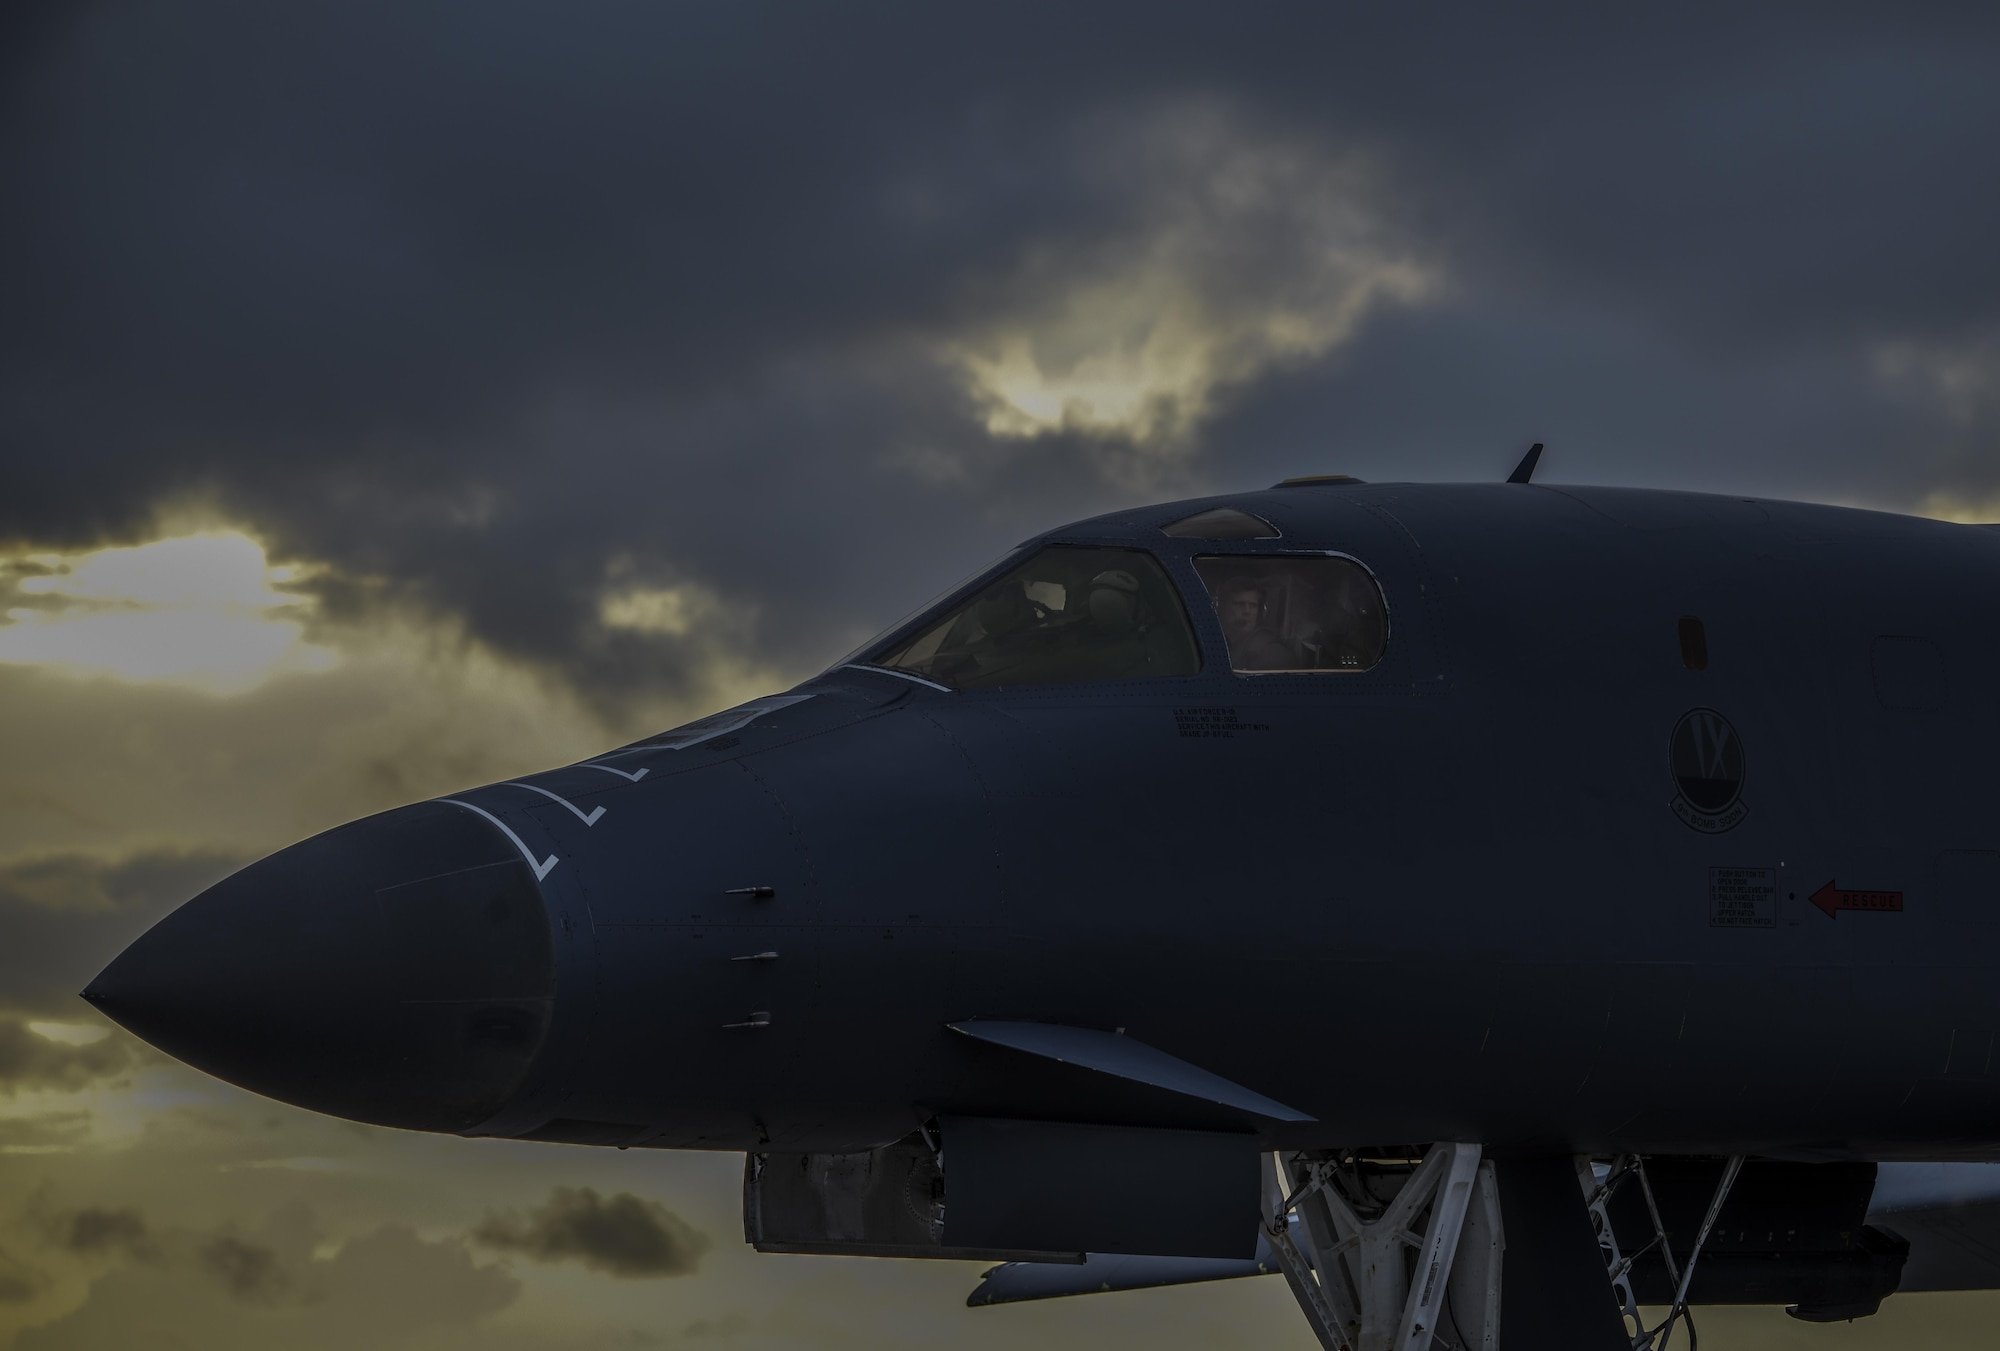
867 545 1200 690
859 539 1390 690
1193 554 1386 673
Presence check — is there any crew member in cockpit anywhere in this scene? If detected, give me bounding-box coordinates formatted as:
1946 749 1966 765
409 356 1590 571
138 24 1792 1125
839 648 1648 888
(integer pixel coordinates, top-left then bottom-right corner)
1086 569 1142 631
1215 577 1294 671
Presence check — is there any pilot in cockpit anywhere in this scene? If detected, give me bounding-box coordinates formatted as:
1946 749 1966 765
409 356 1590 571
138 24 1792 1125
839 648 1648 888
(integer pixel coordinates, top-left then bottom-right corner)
1215 577 1295 671
1085 569 1142 631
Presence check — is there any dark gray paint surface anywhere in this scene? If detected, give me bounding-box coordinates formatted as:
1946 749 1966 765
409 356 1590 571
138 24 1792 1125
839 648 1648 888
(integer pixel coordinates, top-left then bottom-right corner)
79 482 2000 1303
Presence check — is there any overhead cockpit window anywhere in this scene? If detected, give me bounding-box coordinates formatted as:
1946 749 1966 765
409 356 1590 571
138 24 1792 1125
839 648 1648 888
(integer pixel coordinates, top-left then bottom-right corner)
1193 555 1387 673
866 546 1200 689
1161 507 1281 540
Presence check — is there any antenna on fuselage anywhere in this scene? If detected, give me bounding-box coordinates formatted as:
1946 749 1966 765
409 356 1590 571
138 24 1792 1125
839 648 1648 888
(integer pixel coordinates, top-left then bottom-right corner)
1506 442 1545 484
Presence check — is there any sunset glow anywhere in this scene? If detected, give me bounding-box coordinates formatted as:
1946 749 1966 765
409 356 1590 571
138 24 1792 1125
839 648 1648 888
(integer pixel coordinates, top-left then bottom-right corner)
0 532 336 694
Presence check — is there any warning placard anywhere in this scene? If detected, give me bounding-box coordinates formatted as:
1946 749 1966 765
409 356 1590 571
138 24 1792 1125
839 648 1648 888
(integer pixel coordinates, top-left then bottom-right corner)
1172 707 1270 739
1710 866 1776 928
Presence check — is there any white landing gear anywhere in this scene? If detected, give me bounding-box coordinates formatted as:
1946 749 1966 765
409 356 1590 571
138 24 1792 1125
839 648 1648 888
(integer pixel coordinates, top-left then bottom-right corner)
1262 1142 1501 1351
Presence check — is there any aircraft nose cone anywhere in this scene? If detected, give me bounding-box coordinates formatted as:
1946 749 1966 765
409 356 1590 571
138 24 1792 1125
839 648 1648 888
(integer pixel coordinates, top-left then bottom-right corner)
84 800 557 1133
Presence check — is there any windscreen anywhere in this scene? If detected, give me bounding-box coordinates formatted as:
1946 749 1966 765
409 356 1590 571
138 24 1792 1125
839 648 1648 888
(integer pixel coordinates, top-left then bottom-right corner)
1192 554 1387 672
866 546 1200 689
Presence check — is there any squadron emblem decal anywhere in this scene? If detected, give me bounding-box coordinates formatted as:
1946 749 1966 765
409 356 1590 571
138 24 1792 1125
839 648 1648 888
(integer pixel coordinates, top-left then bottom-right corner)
1669 708 1747 833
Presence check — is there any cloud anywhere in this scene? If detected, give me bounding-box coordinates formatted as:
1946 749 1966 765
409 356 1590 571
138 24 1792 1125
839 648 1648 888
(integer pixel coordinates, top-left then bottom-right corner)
1876 336 2000 429
0 849 243 1019
1913 491 2000 526
197 1234 289 1301
51 1207 156 1262
13 1209 519 1351
0 565 644 871
599 584 722 639
683 1310 754 1339
5 11 2000 1351
0 1019 131 1095
471 1187 708 1278
0 1247 41 1304
0 848 244 918
948 102 1436 460
11 3 1998 708
0 1113 91 1154
0 532 335 695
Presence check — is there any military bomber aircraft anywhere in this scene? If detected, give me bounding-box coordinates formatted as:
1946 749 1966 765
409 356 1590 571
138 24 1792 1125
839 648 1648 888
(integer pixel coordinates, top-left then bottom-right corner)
83 449 2000 1348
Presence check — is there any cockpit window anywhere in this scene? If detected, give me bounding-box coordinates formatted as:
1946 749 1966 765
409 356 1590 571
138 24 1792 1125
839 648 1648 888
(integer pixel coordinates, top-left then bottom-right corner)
1193 555 1387 673
1161 507 1280 540
866 546 1200 689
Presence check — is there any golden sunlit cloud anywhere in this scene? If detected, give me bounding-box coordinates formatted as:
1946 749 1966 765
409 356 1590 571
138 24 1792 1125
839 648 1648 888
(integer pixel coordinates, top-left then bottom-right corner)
0 533 335 695
947 105 1439 456
1850 338 2000 522
0 522 828 1348
23 1024 108 1048
598 584 717 637
957 255 1432 447
0 528 802 871
1911 492 2000 525
595 575 787 714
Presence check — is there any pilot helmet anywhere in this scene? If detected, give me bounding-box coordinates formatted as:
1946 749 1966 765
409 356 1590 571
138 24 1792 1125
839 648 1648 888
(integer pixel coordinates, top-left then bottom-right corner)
1087 569 1141 630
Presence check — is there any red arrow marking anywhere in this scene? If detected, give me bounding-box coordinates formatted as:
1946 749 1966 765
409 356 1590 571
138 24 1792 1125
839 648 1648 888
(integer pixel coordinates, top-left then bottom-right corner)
1811 880 1904 919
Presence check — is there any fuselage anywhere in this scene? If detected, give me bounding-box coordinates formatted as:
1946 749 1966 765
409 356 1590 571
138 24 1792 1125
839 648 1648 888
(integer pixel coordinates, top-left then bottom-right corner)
88 481 2000 1163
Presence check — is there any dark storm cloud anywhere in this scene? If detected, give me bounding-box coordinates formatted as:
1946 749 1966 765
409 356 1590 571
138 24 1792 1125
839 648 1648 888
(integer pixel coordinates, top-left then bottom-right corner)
54 1207 156 1263
197 1235 289 1301
11 1214 522 1348
25 1200 239 1279
470 1186 708 1277
6 3 2000 704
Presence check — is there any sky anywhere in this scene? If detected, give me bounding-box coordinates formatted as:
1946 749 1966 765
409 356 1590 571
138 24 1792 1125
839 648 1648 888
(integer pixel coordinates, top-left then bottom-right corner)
3 3 2000 1346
